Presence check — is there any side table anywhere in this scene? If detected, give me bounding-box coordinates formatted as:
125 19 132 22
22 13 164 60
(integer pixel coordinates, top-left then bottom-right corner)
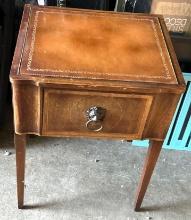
10 4 185 211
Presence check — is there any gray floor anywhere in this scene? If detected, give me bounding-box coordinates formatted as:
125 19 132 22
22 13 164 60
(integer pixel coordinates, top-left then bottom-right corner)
1 116 191 220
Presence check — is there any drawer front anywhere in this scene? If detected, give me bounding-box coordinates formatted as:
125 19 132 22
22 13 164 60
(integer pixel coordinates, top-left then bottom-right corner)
42 89 153 139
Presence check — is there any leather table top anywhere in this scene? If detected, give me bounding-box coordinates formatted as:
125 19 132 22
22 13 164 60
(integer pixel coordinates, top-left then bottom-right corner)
15 6 179 85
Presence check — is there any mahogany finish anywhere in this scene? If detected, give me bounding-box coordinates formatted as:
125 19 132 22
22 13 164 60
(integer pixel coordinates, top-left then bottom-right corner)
14 133 26 209
135 141 163 211
10 4 185 211
43 89 152 138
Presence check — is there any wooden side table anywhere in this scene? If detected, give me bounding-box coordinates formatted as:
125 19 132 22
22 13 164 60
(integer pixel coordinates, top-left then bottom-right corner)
10 5 185 211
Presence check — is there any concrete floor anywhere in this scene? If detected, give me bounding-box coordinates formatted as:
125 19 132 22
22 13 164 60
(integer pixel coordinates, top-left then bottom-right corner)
1 115 191 220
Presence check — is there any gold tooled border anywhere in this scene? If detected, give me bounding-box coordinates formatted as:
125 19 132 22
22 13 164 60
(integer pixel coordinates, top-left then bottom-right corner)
26 10 177 83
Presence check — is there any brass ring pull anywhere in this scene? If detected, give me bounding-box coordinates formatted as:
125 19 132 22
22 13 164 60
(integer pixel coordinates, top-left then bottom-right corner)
85 106 106 132
86 120 103 132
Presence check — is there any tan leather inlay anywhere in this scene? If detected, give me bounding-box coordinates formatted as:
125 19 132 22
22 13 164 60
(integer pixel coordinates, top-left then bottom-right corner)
21 8 177 84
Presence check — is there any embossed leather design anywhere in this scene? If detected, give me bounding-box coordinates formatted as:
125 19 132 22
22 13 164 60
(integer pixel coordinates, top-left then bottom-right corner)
19 6 178 84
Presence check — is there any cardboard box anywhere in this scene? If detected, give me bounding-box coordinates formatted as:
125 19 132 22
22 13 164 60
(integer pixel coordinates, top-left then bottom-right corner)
151 0 191 36
116 0 191 36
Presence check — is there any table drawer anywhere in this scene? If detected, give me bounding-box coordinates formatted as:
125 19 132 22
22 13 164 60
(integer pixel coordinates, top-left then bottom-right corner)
42 89 153 139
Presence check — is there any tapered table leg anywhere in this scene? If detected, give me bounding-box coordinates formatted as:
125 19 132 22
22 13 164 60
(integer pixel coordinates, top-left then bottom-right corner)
15 133 26 209
134 140 163 211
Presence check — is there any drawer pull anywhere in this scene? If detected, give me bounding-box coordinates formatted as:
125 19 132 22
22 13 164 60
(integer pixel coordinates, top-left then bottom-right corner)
86 106 106 132
86 120 103 132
